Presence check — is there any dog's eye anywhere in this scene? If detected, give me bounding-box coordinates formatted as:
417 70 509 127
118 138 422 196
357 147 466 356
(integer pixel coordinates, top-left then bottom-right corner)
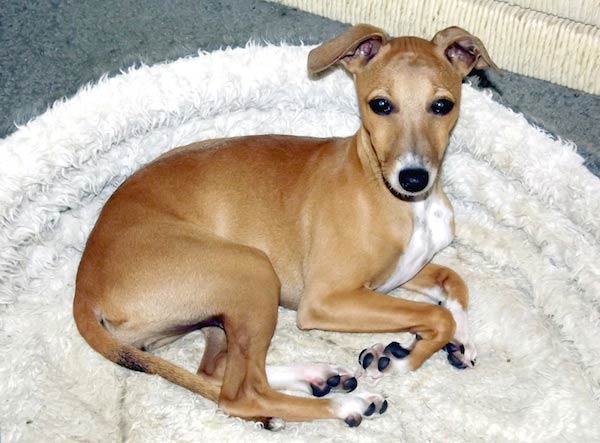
431 99 454 115
369 98 394 115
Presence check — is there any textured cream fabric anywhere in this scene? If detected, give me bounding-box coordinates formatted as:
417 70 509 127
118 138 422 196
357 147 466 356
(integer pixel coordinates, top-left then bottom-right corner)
270 0 600 94
1 45 598 442
502 0 600 26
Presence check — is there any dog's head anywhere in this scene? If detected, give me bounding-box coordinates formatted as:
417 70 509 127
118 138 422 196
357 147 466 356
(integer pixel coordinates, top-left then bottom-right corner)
308 25 497 199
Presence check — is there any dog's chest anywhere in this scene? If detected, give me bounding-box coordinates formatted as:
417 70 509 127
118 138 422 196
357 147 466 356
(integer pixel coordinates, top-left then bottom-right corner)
376 194 454 293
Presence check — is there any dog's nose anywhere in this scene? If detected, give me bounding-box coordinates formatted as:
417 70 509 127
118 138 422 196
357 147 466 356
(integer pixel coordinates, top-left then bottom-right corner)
399 168 429 193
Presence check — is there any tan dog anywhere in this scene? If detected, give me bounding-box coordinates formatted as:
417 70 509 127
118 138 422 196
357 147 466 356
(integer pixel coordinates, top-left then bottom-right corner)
73 24 496 427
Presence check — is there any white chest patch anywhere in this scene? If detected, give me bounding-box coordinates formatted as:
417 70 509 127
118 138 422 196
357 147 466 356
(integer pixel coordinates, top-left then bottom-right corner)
376 193 454 293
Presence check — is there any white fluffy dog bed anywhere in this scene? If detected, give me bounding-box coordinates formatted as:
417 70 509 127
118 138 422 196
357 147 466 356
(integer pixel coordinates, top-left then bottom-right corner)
1 45 599 442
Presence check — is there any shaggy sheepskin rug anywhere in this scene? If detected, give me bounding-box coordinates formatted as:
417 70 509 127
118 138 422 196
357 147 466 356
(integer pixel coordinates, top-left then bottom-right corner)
1 44 599 442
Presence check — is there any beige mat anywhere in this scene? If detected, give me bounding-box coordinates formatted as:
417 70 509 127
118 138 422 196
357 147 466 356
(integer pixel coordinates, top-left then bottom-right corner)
270 0 600 94
1 44 599 442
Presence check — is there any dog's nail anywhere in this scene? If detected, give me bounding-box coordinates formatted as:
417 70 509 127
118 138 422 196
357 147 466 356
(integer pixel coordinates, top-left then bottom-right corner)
361 352 374 369
345 415 362 427
471 360 476 367
364 402 376 416
343 377 358 392
377 356 391 371
384 341 410 359
415 334 422 341
358 348 367 364
310 384 331 397
327 375 341 387
379 400 388 414
460 344 465 354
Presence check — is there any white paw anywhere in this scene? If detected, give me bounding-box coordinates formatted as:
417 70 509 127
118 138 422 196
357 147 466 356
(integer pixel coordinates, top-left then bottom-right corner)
267 363 358 397
334 392 389 427
444 300 477 369
357 342 413 378
443 341 477 369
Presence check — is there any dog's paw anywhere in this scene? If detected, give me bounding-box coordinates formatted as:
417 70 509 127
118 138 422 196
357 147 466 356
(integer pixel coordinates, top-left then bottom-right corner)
443 300 477 369
303 364 358 397
443 341 477 369
358 342 412 378
334 392 389 427
267 363 357 397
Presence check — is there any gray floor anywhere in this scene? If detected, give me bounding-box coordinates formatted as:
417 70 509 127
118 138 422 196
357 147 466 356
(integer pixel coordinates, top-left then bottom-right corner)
1 0 598 175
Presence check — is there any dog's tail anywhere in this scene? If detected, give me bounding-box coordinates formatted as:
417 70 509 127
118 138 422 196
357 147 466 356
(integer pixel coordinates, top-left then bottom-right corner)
73 291 220 402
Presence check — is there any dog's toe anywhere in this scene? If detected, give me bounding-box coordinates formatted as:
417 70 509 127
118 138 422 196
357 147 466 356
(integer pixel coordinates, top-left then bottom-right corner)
304 364 358 397
327 374 341 387
310 382 331 397
335 393 388 427
359 341 412 378
358 343 385 373
360 351 374 369
342 376 358 392
443 342 476 369
384 341 410 359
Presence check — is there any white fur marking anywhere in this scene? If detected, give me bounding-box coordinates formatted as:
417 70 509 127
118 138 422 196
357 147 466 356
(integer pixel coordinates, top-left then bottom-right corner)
423 287 477 363
422 285 445 303
266 363 354 394
377 193 453 293
266 365 313 394
446 298 477 364
445 299 469 345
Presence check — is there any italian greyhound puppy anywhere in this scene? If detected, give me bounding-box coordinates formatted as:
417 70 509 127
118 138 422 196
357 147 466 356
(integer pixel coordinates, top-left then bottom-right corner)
74 24 497 427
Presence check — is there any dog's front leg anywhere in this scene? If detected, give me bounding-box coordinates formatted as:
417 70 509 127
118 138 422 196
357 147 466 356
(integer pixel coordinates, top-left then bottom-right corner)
297 287 456 374
401 264 476 369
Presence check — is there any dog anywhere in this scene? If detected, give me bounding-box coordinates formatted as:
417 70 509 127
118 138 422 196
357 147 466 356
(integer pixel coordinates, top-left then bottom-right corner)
73 24 497 427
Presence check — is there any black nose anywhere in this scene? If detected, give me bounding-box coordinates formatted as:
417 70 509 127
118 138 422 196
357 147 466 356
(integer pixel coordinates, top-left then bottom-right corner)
399 168 429 193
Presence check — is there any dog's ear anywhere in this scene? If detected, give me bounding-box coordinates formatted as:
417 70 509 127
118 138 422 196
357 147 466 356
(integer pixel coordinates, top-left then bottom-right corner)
308 24 388 75
432 27 499 77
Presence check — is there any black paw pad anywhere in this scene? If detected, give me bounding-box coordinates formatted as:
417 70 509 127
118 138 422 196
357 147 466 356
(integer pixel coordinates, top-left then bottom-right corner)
358 348 367 364
310 384 331 397
343 377 358 392
384 341 410 359
444 343 458 354
327 375 341 387
447 353 468 369
361 352 374 369
379 400 388 414
345 415 362 427
364 402 376 417
377 356 391 372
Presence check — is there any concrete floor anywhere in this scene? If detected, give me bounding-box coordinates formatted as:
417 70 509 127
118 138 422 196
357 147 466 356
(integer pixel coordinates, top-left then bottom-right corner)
1 0 598 175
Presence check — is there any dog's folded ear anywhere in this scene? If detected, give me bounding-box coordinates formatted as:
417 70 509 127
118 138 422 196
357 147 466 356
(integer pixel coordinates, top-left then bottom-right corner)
308 24 388 75
432 27 499 77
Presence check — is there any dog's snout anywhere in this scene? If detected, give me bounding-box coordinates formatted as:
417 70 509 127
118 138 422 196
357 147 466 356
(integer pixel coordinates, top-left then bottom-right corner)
399 168 429 193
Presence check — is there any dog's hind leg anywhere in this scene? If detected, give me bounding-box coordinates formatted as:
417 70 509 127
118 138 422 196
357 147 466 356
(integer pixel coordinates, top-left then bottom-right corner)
205 257 386 426
198 325 358 398
216 309 387 426
197 327 227 385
